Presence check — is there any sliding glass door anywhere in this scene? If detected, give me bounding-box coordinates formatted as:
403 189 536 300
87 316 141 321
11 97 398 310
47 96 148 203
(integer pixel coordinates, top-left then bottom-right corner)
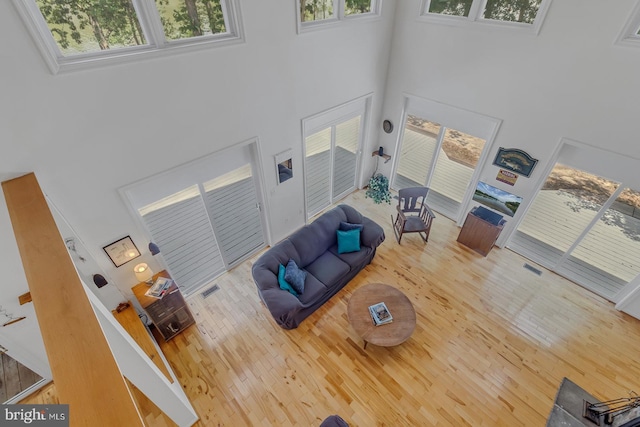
509 161 640 301
140 185 226 295
121 143 267 296
393 115 487 220
304 98 366 219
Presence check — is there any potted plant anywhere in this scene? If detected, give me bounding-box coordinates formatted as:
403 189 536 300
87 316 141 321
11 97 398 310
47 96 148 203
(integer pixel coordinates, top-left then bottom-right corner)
365 174 391 204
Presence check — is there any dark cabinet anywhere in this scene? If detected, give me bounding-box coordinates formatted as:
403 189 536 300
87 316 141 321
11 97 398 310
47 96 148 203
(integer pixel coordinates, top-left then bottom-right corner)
132 271 195 341
457 206 505 257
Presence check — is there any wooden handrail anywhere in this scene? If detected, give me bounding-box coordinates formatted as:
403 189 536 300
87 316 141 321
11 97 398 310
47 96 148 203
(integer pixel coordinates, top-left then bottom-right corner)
3 173 143 426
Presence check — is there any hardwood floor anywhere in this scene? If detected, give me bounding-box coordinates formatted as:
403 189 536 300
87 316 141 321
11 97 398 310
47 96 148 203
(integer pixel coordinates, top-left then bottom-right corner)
22 190 640 426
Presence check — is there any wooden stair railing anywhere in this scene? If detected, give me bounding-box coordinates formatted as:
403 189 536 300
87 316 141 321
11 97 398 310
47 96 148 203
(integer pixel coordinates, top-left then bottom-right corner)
2 173 144 426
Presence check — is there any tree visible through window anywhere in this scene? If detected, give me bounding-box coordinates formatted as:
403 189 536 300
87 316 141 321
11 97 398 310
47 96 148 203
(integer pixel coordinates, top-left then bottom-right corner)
483 0 542 24
32 0 231 56
301 0 334 22
345 0 373 16
428 0 473 17
299 0 376 24
36 0 146 54
426 0 544 25
156 0 226 41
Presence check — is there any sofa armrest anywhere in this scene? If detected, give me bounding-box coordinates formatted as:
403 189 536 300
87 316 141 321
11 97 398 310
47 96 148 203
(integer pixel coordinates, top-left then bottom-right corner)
360 216 385 248
258 287 304 329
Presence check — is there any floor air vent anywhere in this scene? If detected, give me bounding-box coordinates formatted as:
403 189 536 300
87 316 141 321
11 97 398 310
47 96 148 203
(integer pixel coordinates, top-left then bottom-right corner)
523 263 542 276
201 284 220 298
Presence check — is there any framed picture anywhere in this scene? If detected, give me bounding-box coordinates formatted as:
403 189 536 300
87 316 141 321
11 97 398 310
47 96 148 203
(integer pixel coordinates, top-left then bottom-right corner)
103 235 141 267
493 147 538 177
275 149 293 185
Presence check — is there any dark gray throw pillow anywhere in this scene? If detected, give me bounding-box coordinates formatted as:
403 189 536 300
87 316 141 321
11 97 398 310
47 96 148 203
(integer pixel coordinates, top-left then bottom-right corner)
285 259 306 294
339 221 363 231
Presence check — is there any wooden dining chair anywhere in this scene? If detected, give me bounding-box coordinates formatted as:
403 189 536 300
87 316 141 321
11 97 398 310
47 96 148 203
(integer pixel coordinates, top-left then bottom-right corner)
391 186 436 244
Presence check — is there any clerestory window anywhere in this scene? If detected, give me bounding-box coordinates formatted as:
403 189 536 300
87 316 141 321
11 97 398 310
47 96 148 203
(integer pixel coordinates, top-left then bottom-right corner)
297 0 380 32
420 0 552 34
12 0 243 74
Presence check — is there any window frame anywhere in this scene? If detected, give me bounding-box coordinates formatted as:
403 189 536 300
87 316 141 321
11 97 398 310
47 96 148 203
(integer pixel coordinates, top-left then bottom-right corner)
616 0 640 48
12 0 244 74
296 0 381 34
418 0 552 35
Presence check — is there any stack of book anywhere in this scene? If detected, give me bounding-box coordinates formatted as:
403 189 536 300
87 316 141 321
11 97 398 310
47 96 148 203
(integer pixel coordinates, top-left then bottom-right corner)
145 277 173 299
369 302 393 326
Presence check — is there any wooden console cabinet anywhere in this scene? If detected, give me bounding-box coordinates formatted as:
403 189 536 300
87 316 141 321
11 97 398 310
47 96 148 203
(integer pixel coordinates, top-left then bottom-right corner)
457 206 505 257
132 271 195 341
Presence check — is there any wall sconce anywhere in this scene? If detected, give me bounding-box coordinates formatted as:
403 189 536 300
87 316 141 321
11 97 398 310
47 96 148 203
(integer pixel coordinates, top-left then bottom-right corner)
148 242 160 255
134 263 154 284
93 274 108 289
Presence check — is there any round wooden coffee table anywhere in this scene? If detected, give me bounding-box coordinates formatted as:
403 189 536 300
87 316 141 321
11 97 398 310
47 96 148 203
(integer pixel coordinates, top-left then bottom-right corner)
347 283 416 349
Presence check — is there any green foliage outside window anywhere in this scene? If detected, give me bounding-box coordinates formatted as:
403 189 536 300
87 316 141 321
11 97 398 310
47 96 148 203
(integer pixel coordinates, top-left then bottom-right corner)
300 0 373 22
483 0 541 24
345 0 372 16
300 0 334 22
428 0 473 17
428 0 541 24
156 0 226 41
36 0 146 53
35 0 227 56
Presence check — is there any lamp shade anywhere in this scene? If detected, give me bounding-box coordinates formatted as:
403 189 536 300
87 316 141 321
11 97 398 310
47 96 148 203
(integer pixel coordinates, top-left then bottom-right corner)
134 263 153 283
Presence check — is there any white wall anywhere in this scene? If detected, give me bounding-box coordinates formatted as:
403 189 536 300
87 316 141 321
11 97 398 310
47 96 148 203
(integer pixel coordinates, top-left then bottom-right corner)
0 1 396 371
380 0 640 212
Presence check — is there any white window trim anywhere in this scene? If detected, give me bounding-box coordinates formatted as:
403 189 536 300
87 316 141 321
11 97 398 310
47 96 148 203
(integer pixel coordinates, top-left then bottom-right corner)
616 0 640 48
418 0 552 35
12 0 244 74
296 0 382 34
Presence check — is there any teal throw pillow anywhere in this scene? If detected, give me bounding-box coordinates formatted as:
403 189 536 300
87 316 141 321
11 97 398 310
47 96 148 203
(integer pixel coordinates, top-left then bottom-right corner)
285 259 306 295
339 221 364 231
278 264 298 296
337 228 361 254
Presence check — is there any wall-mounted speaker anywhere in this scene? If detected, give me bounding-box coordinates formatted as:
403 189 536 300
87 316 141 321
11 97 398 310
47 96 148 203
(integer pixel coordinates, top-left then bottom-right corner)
382 120 394 134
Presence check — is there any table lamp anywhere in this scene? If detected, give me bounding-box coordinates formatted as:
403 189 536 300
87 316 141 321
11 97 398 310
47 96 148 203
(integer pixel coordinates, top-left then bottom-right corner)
134 263 154 284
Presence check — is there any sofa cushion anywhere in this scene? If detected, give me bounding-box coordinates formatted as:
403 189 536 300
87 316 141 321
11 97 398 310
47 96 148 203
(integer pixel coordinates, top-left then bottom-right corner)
329 244 373 268
278 264 298 296
288 207 345 266
285 259 306 294
337 204 363 224
305 252 350 287
337 229 361 254
254 240 302 288
297 273 328 305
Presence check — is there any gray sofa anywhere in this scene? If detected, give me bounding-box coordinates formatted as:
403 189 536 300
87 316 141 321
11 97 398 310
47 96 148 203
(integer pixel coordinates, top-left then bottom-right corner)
251 204 385 329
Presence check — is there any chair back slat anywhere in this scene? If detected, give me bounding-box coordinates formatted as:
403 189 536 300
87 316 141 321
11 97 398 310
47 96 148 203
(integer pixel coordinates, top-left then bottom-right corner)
398 187 429 213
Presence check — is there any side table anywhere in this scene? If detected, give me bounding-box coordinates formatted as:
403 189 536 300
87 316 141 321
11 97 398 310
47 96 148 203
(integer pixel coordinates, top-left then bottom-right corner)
457 206 505 257
132 271 195 341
